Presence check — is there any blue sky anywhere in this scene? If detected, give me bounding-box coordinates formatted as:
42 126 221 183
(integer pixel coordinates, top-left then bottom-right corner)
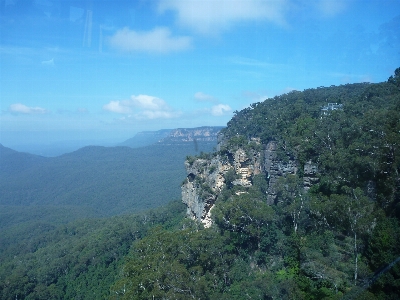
1 0 400 148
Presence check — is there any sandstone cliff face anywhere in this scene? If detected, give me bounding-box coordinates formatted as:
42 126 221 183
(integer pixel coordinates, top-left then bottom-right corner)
182 156 229 227
231 146 262 187
160 126 224 144
182 139 319 226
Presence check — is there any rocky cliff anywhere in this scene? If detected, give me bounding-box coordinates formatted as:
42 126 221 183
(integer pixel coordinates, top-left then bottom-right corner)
120 126 225 148
181 138 319 226
159 126 224 144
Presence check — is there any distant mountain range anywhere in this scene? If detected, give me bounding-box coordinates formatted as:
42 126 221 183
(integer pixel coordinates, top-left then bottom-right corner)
0 143 189 218
4 126 225 157
0 126 224 221
119 126 225 148
159 126 224 145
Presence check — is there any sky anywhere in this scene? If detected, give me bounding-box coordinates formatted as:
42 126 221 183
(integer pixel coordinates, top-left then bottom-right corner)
1 0 400 149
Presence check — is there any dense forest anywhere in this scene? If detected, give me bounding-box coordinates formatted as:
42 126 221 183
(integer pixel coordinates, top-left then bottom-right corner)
0 201 186 299
0 141 215 218
1 69 400 299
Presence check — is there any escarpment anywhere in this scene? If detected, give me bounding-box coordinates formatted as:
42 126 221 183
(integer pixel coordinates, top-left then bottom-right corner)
182 78 400 227
182 138 319 226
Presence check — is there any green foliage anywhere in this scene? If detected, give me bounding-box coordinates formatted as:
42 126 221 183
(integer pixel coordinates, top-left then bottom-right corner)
250 174 268 195
226 135 247 150
111 227 235 299
365 218 400 298
213 193 274 249
0 201 186 300
209 165 217 174
186 155 196 166
388 67 400 87
367 218 400 269
224 168 239 189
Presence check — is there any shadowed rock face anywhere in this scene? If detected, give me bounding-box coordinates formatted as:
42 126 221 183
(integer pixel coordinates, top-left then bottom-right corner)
181 139 319 226
303 160 319 190
182 157 226 227
263 141 298 205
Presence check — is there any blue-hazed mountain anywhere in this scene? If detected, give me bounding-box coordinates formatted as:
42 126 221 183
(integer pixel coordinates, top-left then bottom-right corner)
0 143 47 174
1 144 186 216
0 126 224 220
158 126 224 146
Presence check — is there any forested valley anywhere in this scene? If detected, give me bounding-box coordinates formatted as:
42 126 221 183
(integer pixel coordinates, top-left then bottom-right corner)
1 69 400 299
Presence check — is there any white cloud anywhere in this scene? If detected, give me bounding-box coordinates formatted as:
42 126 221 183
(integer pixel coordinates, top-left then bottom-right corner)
109 27 192 53
211 104 232 116
130 94 170 110
103 100 132 114
103 94 180 120
158 0 288 34
9 103 48 114
194 92 217 103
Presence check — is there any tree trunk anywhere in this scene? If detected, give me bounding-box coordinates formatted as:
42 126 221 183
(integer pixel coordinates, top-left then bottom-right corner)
354 231 358 285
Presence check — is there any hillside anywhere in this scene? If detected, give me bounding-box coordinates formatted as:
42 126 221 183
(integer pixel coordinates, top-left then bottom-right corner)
0 144 47 174
1 71 399 299
113 69 400 299
0 145 174 214
0 201 186 300
0 126 223 220
0 144 211 218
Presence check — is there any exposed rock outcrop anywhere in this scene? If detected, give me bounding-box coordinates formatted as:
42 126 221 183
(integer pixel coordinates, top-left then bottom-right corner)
263 141 298 205
303 160 319 190
182 138 319 226
182 145 264 227
182 157 228 227
232 147 262 187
